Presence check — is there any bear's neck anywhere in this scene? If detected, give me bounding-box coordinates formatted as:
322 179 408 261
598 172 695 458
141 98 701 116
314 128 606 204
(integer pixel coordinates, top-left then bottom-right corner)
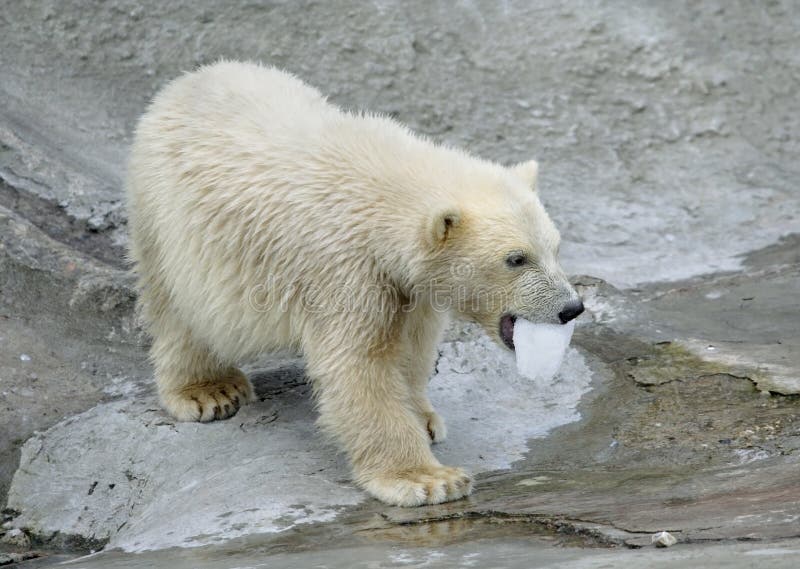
321 114 497 286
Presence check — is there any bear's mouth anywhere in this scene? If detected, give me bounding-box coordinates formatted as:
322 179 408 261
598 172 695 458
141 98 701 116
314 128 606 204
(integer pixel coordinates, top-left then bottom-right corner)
499 314 516 350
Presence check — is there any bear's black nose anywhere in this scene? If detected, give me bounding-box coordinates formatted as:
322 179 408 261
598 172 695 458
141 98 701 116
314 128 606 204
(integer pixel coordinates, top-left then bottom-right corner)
558 300 585 324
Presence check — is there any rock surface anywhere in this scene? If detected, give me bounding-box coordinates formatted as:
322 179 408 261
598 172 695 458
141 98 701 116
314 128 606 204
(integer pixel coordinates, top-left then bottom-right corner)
6 332 596 551
1 0 799 567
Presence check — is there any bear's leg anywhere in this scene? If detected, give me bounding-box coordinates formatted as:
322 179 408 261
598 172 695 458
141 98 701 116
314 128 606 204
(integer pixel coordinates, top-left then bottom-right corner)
402 305 448 443
149 315 254 422
306 338 472 506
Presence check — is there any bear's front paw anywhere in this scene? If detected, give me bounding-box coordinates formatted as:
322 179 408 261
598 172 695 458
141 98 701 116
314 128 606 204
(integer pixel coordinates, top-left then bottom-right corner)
161 371 254 422
362 465 473 507
424 411 447 443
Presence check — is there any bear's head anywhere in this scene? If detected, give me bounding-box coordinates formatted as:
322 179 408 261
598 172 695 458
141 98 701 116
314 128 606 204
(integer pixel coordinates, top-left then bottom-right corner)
424 159 583 351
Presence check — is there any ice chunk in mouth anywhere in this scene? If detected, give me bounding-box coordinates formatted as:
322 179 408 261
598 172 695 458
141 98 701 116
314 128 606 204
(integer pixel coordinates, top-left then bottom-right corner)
513 319 576 381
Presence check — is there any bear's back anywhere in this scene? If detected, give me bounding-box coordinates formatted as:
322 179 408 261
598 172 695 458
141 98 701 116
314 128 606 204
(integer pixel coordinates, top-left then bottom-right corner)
137 61 334 157
126 61 509 358
127 62 411 356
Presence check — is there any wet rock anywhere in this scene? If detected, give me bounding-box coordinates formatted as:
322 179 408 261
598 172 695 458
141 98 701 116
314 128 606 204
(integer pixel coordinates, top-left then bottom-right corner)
631 258 800 396
0 551 41 566
6 393 361 552
752 375 800 396
6 327 599 551
0 527 30 548
624 342 748 387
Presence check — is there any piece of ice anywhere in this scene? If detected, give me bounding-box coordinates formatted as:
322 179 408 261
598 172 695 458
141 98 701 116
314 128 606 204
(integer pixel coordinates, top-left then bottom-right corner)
514 319 575 381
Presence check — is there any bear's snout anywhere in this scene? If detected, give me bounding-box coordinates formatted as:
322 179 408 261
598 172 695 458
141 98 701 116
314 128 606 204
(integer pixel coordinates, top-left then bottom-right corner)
558 299 585 324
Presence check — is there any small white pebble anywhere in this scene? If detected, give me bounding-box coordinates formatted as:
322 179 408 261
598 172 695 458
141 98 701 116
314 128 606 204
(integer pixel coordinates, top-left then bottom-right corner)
651 530 677 547
19 354 31 362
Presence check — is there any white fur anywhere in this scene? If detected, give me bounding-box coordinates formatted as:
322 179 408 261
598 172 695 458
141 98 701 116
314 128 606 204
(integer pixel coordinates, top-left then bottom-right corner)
127 61 574 506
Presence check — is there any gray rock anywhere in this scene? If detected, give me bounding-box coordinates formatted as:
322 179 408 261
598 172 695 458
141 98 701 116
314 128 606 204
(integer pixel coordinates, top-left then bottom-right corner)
0 527 30 548
2 1 800 566
0 551 41 566
7 390 362 552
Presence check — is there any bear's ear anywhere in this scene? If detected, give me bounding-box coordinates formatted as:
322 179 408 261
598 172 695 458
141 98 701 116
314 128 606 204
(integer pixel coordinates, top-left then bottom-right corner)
511 159 539 191
427 209 461 246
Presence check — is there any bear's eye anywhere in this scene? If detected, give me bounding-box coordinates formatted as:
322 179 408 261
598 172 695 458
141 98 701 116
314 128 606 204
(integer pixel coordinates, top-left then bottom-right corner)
505 253 528 268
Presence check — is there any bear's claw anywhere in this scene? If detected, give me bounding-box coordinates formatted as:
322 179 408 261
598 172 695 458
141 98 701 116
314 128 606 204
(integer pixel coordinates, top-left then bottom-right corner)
424 411 447 444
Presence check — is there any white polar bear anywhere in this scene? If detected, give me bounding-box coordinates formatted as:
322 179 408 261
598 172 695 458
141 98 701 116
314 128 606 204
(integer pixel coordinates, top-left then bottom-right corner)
126 61 583 507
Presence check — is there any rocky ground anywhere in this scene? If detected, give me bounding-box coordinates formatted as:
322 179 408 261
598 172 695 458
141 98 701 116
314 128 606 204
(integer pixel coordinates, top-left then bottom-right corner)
1 1 799 567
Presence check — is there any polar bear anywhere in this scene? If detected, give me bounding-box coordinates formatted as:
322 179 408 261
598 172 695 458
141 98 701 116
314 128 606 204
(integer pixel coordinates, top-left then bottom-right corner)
127 61 583 507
